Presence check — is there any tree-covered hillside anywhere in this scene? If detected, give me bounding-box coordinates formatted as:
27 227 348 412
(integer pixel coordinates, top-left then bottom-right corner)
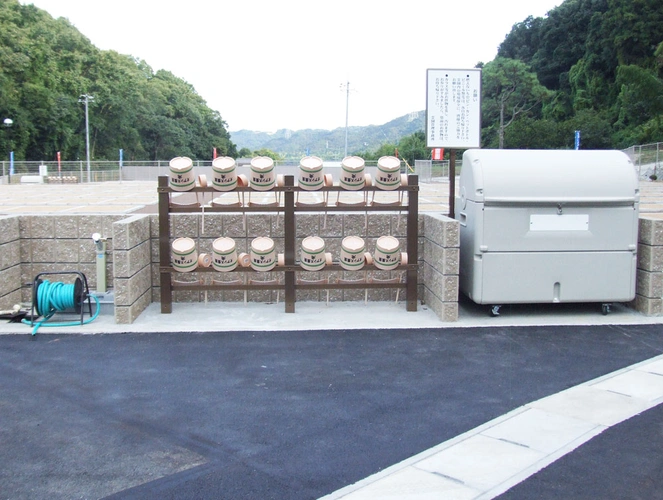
1 0 661 164
0 0 236 162
492 0 663 149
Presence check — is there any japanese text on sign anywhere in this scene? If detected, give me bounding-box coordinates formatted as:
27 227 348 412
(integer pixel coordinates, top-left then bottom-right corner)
426 69 481 149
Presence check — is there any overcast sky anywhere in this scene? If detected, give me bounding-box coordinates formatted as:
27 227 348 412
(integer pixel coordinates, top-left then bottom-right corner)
22 0 560 133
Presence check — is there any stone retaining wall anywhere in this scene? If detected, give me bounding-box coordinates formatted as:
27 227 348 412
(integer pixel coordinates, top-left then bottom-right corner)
632 215 663 315
0 212 461 324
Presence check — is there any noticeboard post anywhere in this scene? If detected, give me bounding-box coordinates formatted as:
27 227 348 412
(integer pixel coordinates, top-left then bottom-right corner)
426 68 482 216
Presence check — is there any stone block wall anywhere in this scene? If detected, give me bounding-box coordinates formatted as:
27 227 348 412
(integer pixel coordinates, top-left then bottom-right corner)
422 214 460 322
0 216 21 309
113 214 152 324
632 215 663 315
17 214 122 301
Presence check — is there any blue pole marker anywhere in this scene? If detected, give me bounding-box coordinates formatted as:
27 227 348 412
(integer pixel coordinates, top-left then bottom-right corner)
119 148 123 167
9 151 14 176
574 130 581 150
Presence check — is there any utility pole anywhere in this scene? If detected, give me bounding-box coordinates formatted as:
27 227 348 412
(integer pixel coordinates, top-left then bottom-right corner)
79 94 94 182
340 81 351 158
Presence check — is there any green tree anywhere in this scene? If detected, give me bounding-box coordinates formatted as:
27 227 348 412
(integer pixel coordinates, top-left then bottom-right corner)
481 58 551 148
396 130 428 165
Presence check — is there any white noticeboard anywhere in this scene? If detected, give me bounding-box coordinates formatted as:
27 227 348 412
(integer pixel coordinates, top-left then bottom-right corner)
426 68 482 149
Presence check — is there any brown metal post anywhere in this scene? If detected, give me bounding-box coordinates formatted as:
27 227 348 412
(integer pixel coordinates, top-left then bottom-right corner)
158 176 172 313
283 175 296 312
406 174 419 311
449 149 456 218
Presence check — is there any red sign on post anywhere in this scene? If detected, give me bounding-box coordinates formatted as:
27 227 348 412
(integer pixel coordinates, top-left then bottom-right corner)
432 148 444 160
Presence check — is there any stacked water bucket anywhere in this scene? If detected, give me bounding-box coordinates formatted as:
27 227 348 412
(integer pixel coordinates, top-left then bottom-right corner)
168 154 408 290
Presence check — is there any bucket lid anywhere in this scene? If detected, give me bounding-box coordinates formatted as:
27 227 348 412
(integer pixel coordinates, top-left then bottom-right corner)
250 156 274 172
251 236 275 253
342 236 365 252
300 156 323 172
341 156 365 171
377 235 400 252
213 237 236 253
302 236 325 253
377 155 401 172
212 156 236 171
172 237 196 254
169 156 193 171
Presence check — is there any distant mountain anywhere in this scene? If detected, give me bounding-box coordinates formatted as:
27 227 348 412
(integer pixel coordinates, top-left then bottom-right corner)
230 111 425 160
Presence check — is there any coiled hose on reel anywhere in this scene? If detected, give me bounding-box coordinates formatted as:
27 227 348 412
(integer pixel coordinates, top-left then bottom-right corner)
22 275 100 336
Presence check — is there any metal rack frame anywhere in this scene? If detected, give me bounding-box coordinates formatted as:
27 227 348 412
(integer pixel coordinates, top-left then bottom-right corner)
158 174 419 313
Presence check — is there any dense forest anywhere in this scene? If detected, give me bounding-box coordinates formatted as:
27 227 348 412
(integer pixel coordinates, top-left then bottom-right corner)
0 0 662 164
487 0 663 150
0 0 235 162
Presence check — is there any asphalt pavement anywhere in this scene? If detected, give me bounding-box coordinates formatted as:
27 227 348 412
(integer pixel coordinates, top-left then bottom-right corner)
1 324 663 499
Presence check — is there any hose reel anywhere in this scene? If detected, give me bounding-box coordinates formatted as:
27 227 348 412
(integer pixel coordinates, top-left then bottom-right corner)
24 271 100 336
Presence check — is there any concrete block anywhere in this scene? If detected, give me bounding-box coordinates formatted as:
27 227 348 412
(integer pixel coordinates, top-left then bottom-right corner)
222 214 247 238
54 239 80 263
423 287 458 322
18 216 31 239
318 214 343 238
114 266 151 306
637 243 663 272
423 262 459 304
114 288 151 324
246 214 273 238
170 214 199 239
77 215 105 240
31 239 55 263
0 216 19 245
631 294 663 315
31 216 55 239
199 214 223 238
638 215 663 245
0 265 21 298
636 269 663 298
112 214 150 251
444 219 460 248
113 240 151 279
343 214 369 236
296 215 320 238
0 240 20 272
54 217 79 239
422 213 445 246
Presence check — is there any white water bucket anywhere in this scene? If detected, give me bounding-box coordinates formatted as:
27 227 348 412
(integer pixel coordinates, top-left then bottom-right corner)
250 156 276 191
212 237 238 272
169 157 195 192
172 237 198 272
298 156 324 191
300 236 326 271
212 156 237 191
339 156 366 191
340 236 366 270
376 156 402 191
374 236 401 270
250 236 276 271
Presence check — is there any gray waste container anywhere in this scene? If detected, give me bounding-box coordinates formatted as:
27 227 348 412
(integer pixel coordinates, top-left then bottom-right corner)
455 149 640 314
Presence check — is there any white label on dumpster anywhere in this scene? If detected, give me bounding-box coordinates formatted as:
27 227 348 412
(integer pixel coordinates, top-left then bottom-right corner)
530 214 589 231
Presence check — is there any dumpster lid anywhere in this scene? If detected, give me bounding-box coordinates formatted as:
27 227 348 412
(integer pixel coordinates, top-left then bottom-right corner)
460 149 639 204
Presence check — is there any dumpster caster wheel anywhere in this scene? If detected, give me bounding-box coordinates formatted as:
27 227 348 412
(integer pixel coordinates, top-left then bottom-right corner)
490 305 502 317
601 303 612 315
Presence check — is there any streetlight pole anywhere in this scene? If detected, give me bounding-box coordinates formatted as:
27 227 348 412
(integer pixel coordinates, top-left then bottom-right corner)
79 94 94 182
